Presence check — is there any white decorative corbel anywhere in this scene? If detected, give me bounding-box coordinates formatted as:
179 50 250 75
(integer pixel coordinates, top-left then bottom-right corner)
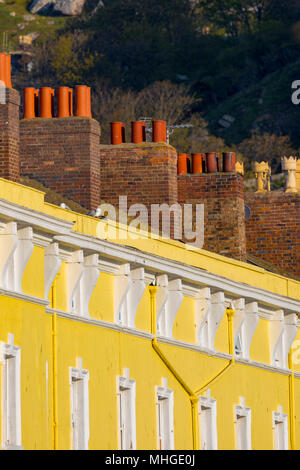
270 309 285 368
114 264 131 324
196 287 211 346
242 302 259 361
282 313 298 368
14 227 34 293
232 298 245 356
156 274 169 334
126 267 146 328
209 292 225 350
78 254 100 317
0 222 18 290
44 243 62 299
114 265 146 328
66 250 84 313
157 278 183 338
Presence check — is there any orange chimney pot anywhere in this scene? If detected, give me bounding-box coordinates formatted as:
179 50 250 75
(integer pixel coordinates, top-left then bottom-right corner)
131 121 146 143
152 120 167 143
111 122 125 145
178 153 188 175
191 153 204 174
23 88 39 119
57 87 73 118
39 87 55 118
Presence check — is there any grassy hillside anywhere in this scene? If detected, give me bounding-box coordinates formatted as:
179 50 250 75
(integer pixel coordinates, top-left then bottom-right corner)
205 60 300 149
0 0 68 50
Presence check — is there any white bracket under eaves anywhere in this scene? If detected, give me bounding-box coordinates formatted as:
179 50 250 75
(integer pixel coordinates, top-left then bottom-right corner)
78 254 100 317
196 287 211 346
209 292 225 351
13 227 34 293
0 221 18 290
66 250 84 314
44 243 62 299
115 265 146 328
270 310 298 368
156 275 183 338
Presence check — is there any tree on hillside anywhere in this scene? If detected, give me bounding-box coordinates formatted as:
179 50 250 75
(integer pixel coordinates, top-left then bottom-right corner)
81 0 199 88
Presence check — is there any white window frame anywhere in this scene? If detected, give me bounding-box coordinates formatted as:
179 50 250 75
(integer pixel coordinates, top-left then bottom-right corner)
117 368 136 450
70 359 89 450
234 397 252 450
199 389 218 450
156 379 174 450
273 406 288 450
1 335 22 450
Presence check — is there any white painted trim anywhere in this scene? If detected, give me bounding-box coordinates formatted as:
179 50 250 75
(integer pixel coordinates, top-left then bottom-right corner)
54 233 300 314
157 336 232 361
1 336 22 450
46 307 154 340
0 198 74 234
234 397 251 450
0 288 49 306
272 406 289 450
32 232 53 248
199 389 218 450
155 379 174 450
117 369 136 450
70 362 89 450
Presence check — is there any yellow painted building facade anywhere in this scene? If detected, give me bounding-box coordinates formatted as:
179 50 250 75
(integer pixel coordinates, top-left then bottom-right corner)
0 177 299 450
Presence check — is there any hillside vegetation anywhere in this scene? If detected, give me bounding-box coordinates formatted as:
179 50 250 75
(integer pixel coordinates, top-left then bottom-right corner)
2 0 300 177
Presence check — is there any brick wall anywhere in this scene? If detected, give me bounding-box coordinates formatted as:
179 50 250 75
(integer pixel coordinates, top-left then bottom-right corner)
20 117 100 210
100 143 178 235
245 191 300 277
0 88 20 182
178 172 247 261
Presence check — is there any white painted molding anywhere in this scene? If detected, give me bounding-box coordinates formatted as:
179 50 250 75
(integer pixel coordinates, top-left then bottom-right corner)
98 258 121 275
32 232 53 248
44 243 62 299
66 250 84 314
157 335 232 361
199 389 218 450
54 232 300 314
234 397 252 450
0 287 49 306
156 379 174 450
0 198 74 235
14 227 34 293
232 298 245 357
272 406 289 450
46 307 154 340
0 222 18 290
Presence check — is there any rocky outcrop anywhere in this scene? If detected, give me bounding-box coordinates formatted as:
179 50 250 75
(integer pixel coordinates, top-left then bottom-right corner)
29 0 86 16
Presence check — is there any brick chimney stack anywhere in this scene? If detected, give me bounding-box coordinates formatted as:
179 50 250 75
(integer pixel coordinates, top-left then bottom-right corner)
0 54 20 182
20 85 100 210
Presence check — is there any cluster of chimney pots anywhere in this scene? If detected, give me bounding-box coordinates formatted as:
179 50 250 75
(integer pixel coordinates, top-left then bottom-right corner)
110 121 236 174
1 53 236 175
23 85 92 119
177 151 236 175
